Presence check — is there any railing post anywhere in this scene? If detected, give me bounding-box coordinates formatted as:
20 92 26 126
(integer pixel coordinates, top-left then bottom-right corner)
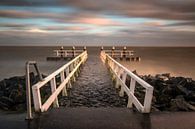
101 51 153 113
64 51 67 57
123 46 127 58
26 61 42 119
32 87 42 112
25 62 32 120
119 72 127 97
74 61 79 77
111 46 115 57
34 63 43 81
143 87 153 113
101 46 104 51
114 66 120 88
56 51 59 57
127 78 136 108
50 78 59 108
60 70 67 96
83 46 87 51
66 67 72 88
70 63 76 82
77 58 81 74
72 46 75 57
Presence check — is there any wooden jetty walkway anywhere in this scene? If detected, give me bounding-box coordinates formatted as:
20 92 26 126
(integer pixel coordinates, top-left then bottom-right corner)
59 51 126 107
2 47 194 129
24 47 153 128
1 108 195 129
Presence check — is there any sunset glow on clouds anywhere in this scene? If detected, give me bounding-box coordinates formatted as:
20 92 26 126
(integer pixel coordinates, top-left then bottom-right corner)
0 0 195 46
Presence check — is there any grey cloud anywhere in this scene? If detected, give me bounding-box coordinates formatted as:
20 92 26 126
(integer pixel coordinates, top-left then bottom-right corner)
0 28 194 46
41 26 91 31
0 10 126 27
0 23 34 28
1 0 195 20
0 10 66 19
164 21 195 27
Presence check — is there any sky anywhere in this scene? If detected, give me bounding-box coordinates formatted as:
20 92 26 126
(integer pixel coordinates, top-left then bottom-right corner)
0 0 195 46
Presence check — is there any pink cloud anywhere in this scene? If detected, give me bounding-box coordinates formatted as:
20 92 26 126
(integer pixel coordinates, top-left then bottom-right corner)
74 17 126 26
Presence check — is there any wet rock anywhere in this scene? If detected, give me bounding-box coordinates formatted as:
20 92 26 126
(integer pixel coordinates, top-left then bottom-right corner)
156 73 170 81
0 96 14 110
139 73 195 112
175 85 191 96
0 72 47 111
169 96 195 111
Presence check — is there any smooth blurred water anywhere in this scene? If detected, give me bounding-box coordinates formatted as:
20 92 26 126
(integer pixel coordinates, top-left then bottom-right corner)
0 46 195 80
0 46 69 80
117 47 195 79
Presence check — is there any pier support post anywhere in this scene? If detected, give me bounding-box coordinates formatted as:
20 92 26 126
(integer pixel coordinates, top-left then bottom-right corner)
123 46 127 58
83 46 87 51
72 46 75 57
111 46 115 57
60 46 64 57
101 46 104 51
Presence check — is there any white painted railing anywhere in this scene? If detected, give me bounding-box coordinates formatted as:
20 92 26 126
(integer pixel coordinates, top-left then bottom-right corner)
101 51 153 113
104 50 134 57
54 50 84 57
32 51 88 112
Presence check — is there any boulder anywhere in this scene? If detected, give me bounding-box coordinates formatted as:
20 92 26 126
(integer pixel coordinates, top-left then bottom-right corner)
169 96 195 111
0 72 48 111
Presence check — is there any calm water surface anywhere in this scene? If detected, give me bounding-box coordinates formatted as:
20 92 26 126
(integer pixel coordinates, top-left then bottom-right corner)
0 46 195 80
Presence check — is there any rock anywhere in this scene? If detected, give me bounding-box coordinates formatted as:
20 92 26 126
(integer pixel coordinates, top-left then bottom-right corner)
156 73 170 81
140 73 195 112
161 73 171 78
175 85 191 96
0 72 48 111
0 96 14 110
169 96 195 111
132 70 138 75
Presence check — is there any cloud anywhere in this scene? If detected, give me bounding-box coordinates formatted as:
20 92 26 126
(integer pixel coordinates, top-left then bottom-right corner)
59 0 195 20
164 21 195 27
0 9 127 27
0 0 195 20
0 0 195 46
41 26 91 31
0 23 34 28
0 10 64 19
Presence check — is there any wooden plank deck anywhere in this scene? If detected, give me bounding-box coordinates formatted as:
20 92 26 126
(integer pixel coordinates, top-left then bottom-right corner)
1 108 195 129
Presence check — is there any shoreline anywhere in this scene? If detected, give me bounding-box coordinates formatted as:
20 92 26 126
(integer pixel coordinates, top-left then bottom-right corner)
0 72 195 112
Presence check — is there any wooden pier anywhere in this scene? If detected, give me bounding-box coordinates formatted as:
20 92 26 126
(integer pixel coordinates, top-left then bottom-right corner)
101 46 141 61
25 47 152 117
1 47 194 129
46 46 86 61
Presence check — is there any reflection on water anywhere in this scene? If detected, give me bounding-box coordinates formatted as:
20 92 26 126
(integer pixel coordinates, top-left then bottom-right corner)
0 47 195 80
25 109 152 129
1 111 195 129
0 46 195 129
140 114 151 129
116 47 195 79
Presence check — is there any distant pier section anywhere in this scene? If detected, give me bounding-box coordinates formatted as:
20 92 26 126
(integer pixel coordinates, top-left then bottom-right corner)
101 46 141 61
47 46 86 61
